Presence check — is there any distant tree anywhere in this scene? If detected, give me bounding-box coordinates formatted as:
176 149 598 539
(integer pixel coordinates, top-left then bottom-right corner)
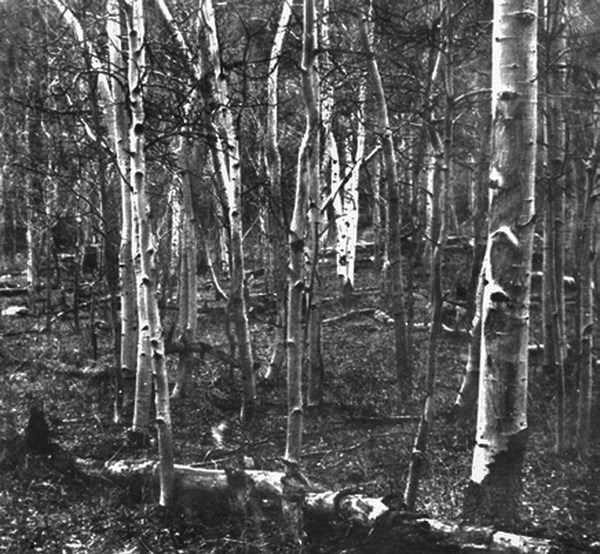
463 0 538 527
198 0 257 423
358 0 412 395
541 0 568 453
404 0 453 510
575 76 598 457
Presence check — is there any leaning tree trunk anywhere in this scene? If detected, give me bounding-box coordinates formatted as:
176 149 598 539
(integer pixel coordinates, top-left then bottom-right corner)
125 0 174 506
359 2 412 396
463 0 538 529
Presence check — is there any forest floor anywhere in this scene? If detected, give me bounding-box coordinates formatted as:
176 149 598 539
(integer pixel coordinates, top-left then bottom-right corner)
0 245 599 553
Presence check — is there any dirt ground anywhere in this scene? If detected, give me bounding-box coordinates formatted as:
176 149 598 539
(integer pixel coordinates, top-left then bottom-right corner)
0 251 599 553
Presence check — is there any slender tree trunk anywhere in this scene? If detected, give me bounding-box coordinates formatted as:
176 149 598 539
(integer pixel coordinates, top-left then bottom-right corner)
463 0 538 528
404 1 452 509
107 0 136 424
359 2 412 396
198 0 256 423
286 0 319 462
304 0 324 410
575 102 598 456
172 138 199 400
50 0 134 422
125 0 174 505
541 0 567 453
25 87 43 316
452 116 491 423
264 0 292 383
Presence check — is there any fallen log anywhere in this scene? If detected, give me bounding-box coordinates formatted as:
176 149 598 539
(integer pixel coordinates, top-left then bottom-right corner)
102 460 587 553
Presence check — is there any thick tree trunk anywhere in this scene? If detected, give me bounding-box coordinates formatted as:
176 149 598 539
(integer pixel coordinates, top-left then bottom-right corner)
464 0 538 529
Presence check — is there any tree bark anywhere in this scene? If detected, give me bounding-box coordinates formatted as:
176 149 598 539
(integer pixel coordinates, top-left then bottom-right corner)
263 0 292 383
404 0 452 510
464 0 538 529
107 0 137 425
286 0 319 461
541 0 568 453
198 0 256 423
125 0 174 506
171 137 199 400
575 112 598 457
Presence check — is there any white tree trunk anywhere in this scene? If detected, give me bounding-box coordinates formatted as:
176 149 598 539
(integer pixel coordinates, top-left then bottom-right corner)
286 0 319 461
125 0 174 506
336 86 366 296
198 0 256 422
264 0 292 382
465 0 537 527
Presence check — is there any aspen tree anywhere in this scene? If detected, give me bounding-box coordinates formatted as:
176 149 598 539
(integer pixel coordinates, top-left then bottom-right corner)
452 116 491 424
335 85 366 297
198 0 256 422
50 0 132 423
125 0 174 504
541 0 567 452
264 0 292 382
575 70 599 456
171 137 199 400
464 0 537 527
285 0 318 462
305 0 323 410
404 0 452 510
358 1 412 394
107 0 136 424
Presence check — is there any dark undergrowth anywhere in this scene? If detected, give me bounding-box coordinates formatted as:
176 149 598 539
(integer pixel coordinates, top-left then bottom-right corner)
0 254 598 553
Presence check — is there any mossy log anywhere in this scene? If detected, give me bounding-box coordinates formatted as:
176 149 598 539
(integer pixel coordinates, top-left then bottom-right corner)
103 460 578 553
